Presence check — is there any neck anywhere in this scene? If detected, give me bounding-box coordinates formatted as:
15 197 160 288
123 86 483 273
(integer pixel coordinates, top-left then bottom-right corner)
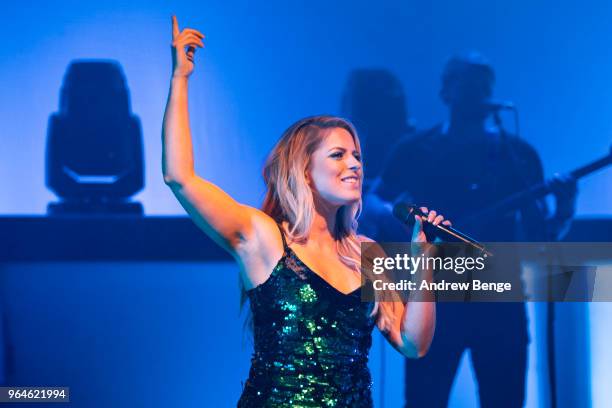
444 119 487 140
446 113 487 136
308 195 340 248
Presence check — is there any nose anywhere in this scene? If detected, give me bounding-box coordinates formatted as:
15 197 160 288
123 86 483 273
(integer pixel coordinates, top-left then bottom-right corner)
347 156 361 172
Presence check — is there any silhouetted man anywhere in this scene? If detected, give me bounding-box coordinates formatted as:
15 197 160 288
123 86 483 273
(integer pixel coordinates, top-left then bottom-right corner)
375 52 577 408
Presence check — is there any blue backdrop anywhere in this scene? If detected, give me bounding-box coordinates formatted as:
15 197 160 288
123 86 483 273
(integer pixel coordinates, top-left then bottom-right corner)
1 1 611 407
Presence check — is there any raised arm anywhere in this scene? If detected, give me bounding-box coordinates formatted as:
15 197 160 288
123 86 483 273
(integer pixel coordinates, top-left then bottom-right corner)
162 16 259 253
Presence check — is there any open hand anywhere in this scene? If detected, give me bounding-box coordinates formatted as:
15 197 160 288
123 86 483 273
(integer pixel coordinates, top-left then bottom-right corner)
171 16 205 78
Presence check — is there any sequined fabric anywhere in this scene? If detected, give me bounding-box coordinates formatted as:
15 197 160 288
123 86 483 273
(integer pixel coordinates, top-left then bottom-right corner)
238 245 376 408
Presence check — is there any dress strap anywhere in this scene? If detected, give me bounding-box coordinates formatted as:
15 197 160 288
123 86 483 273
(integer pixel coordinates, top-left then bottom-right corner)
276 222 289 252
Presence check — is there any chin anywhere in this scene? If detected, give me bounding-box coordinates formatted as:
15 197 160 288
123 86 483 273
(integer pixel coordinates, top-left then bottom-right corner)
323 195 360 208
340 193 361 205
318 189 361 207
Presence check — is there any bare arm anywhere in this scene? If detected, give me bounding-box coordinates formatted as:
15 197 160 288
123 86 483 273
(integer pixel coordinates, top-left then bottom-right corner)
162 16 203 183
375 209 448 358
162 17 260 253
390 260 436 358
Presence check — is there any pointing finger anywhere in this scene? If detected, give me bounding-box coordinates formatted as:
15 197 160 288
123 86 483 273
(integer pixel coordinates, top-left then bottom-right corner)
172 15 180 39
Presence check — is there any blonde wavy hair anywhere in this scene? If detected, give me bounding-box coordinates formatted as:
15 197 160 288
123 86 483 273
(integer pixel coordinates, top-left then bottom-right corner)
242 115 396 332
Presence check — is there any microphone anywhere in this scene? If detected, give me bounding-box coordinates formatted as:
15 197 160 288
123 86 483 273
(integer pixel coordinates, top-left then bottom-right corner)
392 202 492 256
484 99 515 112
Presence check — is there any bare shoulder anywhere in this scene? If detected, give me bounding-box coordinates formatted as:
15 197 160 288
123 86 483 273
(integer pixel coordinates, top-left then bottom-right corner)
357 234 388 259
358 234 375 243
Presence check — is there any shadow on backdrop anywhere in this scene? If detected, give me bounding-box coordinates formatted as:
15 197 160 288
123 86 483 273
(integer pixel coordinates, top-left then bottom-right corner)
341 69 416 244
45 60 144 215
340 69 415 181
371 51 582 408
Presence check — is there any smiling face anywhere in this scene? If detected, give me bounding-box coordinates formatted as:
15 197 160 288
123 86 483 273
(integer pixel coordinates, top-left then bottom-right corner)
307 127 363 207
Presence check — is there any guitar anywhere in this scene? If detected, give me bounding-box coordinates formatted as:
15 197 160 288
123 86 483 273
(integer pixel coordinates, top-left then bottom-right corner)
459 145 612 226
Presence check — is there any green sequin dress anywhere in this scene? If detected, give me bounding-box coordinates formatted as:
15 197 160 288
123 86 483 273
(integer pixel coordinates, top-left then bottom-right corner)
237 227 376 407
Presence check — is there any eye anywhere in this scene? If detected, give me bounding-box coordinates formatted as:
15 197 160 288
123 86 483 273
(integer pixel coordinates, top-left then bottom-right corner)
330 151 344 159
353 152 362 162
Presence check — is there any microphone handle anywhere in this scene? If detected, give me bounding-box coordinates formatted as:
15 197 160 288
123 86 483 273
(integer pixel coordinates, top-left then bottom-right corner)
425 222 491 256
408 205 493 256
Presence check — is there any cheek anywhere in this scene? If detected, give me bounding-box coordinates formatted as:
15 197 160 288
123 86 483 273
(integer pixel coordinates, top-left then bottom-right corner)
310 164 340 190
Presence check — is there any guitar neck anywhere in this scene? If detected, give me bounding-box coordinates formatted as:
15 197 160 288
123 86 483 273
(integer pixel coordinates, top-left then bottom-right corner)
571 154 612 179
461 150 612 225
